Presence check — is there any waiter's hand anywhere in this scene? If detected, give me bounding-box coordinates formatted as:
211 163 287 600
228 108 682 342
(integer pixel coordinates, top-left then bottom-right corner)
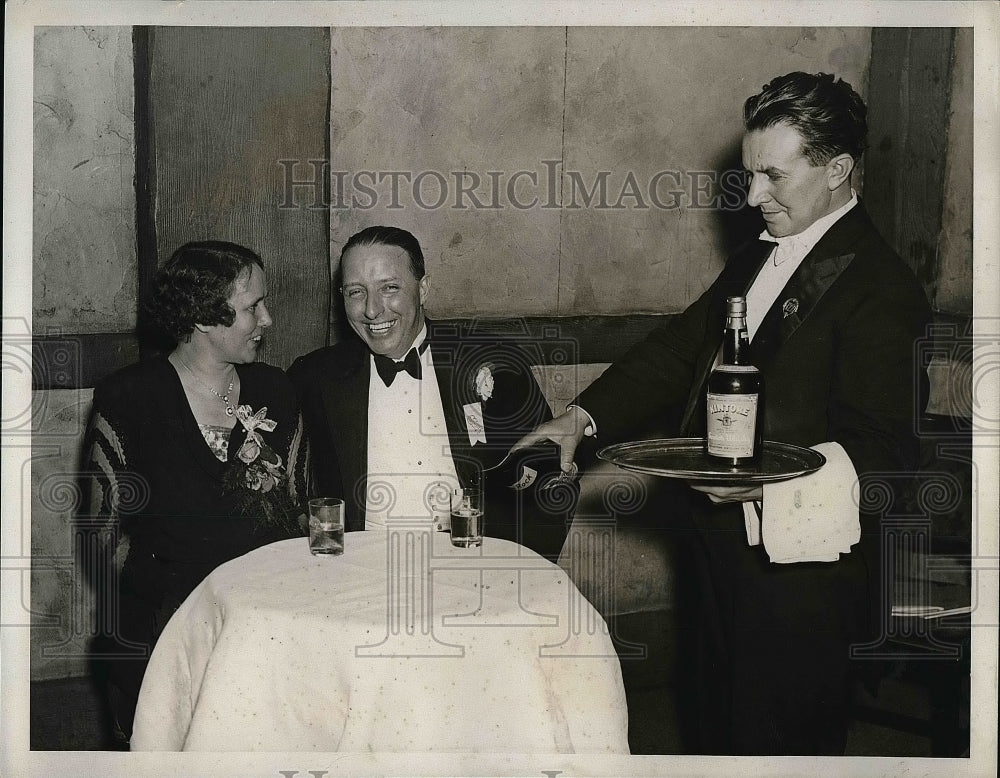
688 482 762 504
511 406 590 474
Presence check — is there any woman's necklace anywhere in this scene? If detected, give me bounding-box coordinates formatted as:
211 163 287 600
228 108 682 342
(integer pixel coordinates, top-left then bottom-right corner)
178 357 237 416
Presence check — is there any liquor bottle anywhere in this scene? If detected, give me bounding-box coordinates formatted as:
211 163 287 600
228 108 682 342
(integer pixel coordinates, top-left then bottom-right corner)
706 296 763 466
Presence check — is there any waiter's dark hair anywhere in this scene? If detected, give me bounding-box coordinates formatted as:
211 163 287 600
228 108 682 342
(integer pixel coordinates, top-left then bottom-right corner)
340 226 425 280
743 72 868 165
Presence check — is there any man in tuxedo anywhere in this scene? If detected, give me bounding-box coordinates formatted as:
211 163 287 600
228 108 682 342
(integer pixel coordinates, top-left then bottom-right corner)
289 226 569 560
516 72 932 753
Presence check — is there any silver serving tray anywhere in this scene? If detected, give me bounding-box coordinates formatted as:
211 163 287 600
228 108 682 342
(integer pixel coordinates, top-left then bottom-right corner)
597 437 826 483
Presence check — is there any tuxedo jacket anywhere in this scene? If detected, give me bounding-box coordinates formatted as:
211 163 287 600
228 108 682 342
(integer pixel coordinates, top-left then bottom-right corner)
288 320 562 549
578 202 932 635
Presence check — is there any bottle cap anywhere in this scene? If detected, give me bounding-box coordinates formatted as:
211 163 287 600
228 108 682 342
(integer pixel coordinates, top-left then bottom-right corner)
726 296 747 316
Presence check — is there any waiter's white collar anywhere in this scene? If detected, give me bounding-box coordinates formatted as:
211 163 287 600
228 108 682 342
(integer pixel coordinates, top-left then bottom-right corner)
758 189 858 258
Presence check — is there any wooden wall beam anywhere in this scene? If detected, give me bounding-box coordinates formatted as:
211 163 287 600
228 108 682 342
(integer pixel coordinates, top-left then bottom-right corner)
865 28 956 305
147 27 331 369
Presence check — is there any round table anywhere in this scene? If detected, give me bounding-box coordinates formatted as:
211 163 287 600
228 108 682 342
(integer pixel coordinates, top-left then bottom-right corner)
131 528 629 753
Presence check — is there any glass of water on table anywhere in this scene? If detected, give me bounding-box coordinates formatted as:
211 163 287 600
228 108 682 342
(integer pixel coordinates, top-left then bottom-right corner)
449 487 483 548
308 497 344 555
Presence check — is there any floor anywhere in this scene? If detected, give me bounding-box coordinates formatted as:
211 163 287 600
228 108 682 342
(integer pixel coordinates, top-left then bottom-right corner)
614 609 969 757
30 679 111 751
623 676 940 756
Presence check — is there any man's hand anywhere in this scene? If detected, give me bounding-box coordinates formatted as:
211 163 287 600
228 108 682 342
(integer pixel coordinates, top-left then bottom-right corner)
688 482 762 504
511 406 591 473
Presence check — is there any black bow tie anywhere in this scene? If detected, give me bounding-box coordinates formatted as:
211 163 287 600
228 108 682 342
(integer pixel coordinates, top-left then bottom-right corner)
373 342 428 387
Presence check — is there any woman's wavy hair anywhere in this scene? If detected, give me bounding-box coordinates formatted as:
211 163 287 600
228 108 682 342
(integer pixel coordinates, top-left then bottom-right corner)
743 72 868 165
146 241 263 342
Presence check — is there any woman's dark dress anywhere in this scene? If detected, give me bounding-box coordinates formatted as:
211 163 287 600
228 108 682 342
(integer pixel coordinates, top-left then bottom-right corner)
84 356 306 742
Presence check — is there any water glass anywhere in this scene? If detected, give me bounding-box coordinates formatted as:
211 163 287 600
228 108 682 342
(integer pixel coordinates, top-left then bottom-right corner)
308 497 345 556
449 487 483 548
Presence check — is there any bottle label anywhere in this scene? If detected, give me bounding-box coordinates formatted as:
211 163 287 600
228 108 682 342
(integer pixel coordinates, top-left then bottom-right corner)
706 392 759 458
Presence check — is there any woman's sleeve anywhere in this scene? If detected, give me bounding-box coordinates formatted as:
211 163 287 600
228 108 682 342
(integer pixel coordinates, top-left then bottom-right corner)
82 381 132 571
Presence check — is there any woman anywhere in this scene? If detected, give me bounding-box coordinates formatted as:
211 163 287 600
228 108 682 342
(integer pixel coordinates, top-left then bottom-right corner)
83 241 305 746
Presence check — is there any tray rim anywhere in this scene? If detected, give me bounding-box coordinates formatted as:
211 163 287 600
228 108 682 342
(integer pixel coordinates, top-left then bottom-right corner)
596 437 826 483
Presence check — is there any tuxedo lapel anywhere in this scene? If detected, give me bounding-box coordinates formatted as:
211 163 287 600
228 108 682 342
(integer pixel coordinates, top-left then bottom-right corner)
722 238 777 300
699 237 774 375
749 203 870 365
428 334 478 487
320 346 369 521
679 239 773 434
429 341 460 433
751 250 856 365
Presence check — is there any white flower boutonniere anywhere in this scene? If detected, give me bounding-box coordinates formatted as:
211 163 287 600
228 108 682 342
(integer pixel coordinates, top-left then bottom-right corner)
473 363 495 402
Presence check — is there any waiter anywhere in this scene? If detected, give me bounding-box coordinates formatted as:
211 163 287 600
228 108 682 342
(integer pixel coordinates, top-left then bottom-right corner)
515 71 932 754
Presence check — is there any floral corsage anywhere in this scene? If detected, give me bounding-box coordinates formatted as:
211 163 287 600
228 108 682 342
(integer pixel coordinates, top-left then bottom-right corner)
223 404 300 534
472 363 495 402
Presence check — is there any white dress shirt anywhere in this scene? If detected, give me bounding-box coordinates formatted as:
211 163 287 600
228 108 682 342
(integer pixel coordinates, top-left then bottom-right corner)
365 325 460 529
742 191 861 562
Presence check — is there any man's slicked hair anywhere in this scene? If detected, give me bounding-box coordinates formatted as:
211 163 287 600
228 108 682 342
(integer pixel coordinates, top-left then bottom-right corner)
743 72 868 165
340 226 426 280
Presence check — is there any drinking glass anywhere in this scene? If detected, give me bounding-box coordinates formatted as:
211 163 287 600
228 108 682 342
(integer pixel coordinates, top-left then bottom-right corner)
308 497 345 555
449 487 483 548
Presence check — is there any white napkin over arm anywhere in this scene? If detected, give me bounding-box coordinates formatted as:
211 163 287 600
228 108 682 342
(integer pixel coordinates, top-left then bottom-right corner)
742 441 860 563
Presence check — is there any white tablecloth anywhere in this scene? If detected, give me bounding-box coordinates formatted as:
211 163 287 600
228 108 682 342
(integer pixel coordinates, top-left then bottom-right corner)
131 528 629 753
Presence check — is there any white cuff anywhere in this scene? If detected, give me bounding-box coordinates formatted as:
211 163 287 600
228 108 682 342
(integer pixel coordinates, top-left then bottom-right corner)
759 441 860 564
567 404 597 437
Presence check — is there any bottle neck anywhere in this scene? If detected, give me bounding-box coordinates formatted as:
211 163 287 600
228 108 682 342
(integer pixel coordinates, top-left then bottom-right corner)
722 315 750 365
